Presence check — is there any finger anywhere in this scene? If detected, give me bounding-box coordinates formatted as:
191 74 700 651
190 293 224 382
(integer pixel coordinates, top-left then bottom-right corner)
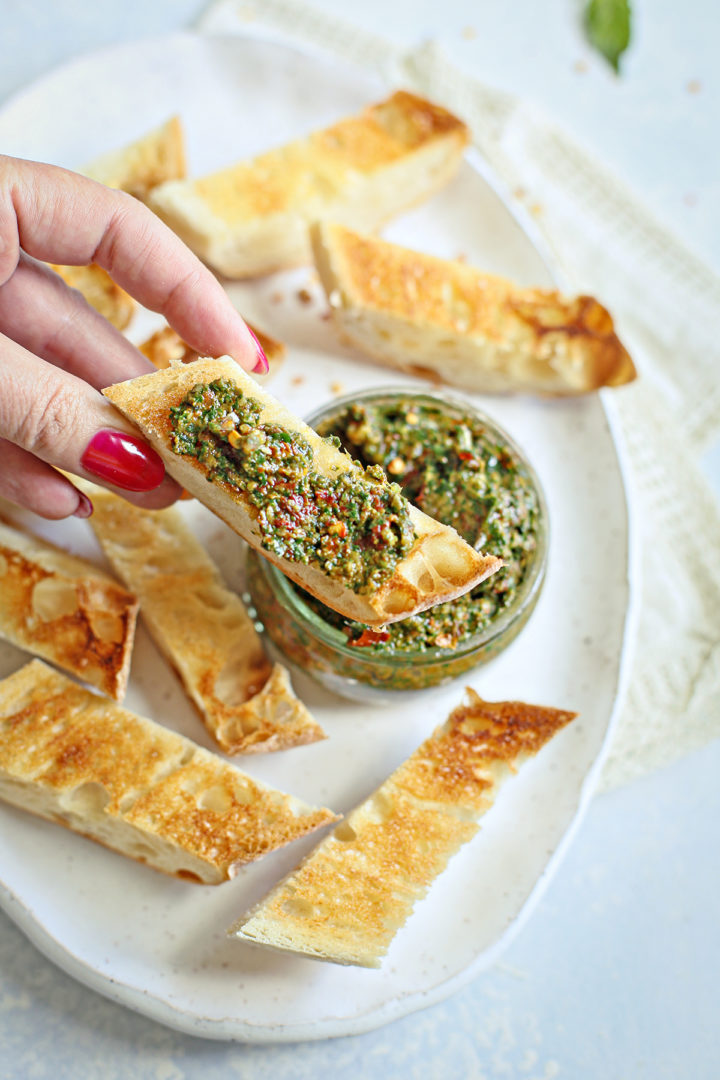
0 155 267 373
0 332 182 518
0 254 152 389
0 440 92 520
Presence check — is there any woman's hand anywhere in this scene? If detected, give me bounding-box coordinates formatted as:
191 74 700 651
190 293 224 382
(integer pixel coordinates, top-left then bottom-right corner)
0 154 267 519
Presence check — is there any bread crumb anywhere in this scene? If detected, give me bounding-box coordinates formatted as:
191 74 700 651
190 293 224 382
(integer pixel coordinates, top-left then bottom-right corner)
297 287 313 305
330 382 345 395
461 26 477 40
270 291 284 304
291 375 305 387
574 59 589 74
686 79 702 94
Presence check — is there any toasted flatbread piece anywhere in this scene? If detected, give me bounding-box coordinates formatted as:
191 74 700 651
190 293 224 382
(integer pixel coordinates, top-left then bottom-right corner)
50 263 135 331
102 358 501 627
83 115 186 200
47 119 187 330
0 661 338 883
86 491 325 753
312 222 636 395
148 91 469 278
140 323 286 374
0 518 138 700
231 690 577 965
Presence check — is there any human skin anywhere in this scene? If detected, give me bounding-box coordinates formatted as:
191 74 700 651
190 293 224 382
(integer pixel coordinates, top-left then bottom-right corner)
0 154 267 520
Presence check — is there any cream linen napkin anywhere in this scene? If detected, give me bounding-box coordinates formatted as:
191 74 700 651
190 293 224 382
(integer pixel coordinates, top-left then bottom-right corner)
199 0 720 791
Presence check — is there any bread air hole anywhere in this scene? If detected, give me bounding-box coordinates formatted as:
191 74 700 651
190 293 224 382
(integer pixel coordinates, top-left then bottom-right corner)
196 785 232 814
176 869 204 883
63 781 110 816
31 577 80 621
333 821 357 843
380 584 416 616
282 896 315 919
88 609 124 644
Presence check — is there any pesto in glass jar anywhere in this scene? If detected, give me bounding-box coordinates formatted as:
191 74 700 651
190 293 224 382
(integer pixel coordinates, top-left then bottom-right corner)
298 396 540 653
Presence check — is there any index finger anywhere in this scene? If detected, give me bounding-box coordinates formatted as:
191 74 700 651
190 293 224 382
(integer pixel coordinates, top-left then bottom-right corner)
0 155 263 372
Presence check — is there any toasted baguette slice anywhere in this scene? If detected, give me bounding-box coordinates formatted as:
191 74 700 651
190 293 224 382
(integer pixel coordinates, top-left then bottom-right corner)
147 91 469 278
312 222 636 395
86 491 325 754
140 322 286 374
231 690 577 965
50 263 135 331
102 358 501 627
0 661 338 884
0 518 138 700
83 115 186 200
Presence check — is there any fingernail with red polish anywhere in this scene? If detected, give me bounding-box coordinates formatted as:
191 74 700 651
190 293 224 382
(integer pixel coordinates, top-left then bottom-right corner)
81 431 166 492
248 328 269 374
73 492 94 519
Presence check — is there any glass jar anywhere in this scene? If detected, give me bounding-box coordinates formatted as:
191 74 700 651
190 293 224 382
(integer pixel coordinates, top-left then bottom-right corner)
246 388 548 703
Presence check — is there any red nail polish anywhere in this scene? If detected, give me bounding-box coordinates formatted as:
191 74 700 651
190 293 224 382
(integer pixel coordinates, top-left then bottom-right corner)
247 327 269 374
81 430 166 492
73 492 94 519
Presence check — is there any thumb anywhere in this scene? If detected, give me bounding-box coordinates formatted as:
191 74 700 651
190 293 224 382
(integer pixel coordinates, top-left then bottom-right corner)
0 333 181 518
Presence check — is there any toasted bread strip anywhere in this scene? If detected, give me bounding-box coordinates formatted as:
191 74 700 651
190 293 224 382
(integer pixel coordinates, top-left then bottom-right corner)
102 358 501 627
86 491 325 754
47 118 187 330
0 661 338 883
147 91 469 278
83 115 186 200
0 518 138 701
312 222 636 395
50 263 135 331
140 323 286 375
231 690 576 965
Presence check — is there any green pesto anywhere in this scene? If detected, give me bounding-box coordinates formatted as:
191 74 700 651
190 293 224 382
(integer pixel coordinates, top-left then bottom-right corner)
168 379 415 593
297 399 539 652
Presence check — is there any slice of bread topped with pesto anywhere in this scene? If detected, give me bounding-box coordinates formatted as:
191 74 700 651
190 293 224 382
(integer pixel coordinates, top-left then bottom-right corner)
147 91 469 278
102 358 502 627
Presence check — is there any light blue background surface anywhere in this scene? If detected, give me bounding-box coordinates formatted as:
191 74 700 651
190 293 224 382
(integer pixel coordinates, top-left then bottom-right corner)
1 2 719 1077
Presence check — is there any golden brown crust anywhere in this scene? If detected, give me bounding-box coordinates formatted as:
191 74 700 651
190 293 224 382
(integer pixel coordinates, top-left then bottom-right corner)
86 491 325 754
101 358 501 626
0 661 338 884
231 689 577 965
139 323 286 374
83 115 186 200
147 91 469 277
312 222 636 395
50 263 135 331
0 517 138 700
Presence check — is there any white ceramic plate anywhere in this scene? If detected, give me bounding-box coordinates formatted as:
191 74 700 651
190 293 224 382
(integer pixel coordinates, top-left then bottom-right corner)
0 32 633 1042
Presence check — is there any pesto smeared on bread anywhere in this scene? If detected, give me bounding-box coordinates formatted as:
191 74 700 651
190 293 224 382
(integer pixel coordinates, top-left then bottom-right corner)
169 378 416 594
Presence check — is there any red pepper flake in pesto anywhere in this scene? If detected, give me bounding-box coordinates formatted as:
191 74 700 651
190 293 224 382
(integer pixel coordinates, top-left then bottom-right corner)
346 627 391 648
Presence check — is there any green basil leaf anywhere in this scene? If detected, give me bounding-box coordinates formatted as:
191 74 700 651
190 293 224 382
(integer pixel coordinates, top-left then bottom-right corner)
585 0 632 73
